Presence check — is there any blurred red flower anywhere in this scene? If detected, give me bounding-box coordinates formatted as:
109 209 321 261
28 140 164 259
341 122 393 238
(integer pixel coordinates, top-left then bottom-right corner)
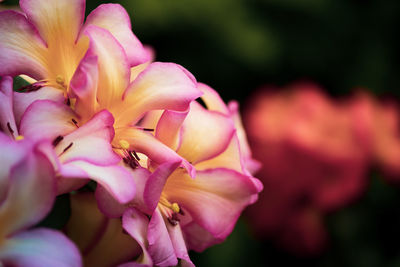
243 83 372 256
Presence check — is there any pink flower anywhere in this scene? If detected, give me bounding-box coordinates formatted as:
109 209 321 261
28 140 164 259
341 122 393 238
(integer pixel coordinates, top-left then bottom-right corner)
0 76 136 204
69 24 202 173
0 132 81 266
0 0 150 91
97 84 262 266
244 83 368 255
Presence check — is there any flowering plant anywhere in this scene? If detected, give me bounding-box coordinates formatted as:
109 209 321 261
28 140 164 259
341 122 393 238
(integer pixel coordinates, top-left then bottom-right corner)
0 0 262 266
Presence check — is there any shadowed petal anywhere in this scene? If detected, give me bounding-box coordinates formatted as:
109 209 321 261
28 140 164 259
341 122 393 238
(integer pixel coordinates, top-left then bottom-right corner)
0 228 82 267
0 76 18 138
122 208 153 266
0 145 55 237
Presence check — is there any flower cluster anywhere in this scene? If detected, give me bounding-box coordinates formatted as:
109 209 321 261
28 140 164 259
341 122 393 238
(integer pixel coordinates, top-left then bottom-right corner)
0 1 262 266
244 83 400 255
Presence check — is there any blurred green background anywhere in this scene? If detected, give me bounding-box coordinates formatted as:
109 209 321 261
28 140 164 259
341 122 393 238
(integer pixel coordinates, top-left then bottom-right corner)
4 0 400 266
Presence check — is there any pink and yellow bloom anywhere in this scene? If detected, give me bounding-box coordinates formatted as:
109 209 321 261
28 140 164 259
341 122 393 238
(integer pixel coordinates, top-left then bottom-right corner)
0 132 81 266
0 0 149 91
97 84 262 266
69 24 201 173
0 76 136 204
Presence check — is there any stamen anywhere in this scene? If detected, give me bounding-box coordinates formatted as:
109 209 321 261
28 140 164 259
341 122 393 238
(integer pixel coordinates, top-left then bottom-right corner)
56 75 65 85
52 135 64 147
119 139 130 150
71 118 79 127
63 142 73 153
6 122 14 135
171 203 180 213
131 151 140 161
15 135 24 141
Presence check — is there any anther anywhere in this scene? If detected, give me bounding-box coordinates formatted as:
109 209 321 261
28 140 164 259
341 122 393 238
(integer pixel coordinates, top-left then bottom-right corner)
66 98 71 106
171 203 180 213
131 151 140 161
142 128 154 132
63 142 73 153
15 135 24 141
6 122 14 135
56 75 65 85
72 118 79 127
119 139 130 150
52 135 64 147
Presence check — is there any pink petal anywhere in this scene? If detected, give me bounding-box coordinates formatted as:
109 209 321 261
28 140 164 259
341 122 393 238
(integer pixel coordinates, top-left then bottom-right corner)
13 86 64 125
60 161 135 204
163 168 260 241
83 25 130 109
122 208 153 266
147 209 178 267
155 110 188 151
116 128 195 177
19 99 76 141
96 167 151 218
69 54 99 123
228 101 261 175
0 228 82 267
0 11 47 79
144 161 182 213
197 83 229 114
115 62 201 126
83 4 150 66
0 144 55 236
176 101 235 164
0 133 26 204
0 76 18 138
54 110 119 166
20 0 84 45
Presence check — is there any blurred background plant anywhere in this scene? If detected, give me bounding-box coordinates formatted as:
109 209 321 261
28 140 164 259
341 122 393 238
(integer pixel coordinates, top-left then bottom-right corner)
2 0 400 266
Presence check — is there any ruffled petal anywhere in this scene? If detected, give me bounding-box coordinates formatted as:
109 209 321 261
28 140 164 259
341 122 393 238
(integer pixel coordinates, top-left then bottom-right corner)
0 144 55 237
0 228 82 267
115 62 201 126
19 99 76 141
0 76 18 138
176 101 235 164
0 11 47 79
59 161 135 204
83 25 130 109
115 128 195 177
122 208 153 267
163 168 260 241
83 4 150 66
13 86 64 125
